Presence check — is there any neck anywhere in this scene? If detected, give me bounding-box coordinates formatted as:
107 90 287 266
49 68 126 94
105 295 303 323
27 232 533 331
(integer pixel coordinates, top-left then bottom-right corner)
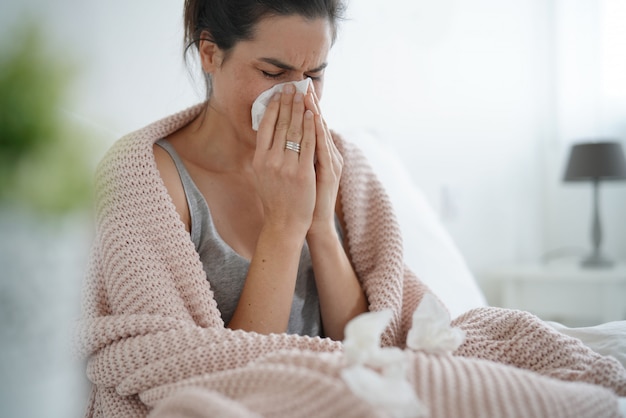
180 101 257 173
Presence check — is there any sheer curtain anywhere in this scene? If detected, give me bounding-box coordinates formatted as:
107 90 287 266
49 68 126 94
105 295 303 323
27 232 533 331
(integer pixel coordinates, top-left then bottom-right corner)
553 0 626 143
544 0 626 261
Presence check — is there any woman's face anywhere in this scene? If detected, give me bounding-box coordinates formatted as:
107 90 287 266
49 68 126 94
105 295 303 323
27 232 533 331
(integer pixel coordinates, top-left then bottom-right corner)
204 15 333 143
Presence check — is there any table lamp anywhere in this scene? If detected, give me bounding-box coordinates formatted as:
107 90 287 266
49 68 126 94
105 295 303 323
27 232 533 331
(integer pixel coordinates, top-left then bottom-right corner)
563 141 626 268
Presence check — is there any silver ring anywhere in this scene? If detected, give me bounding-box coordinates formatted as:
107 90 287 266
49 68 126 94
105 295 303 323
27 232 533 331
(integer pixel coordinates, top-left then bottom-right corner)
285 140 301 154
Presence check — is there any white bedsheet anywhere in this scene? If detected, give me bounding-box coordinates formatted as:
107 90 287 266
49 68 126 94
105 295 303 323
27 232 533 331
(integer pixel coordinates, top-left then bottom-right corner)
547 321 626 368
548 321 626 417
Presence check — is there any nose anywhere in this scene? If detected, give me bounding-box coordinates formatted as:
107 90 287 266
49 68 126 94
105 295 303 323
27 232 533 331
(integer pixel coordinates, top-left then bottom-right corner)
286 74 310 83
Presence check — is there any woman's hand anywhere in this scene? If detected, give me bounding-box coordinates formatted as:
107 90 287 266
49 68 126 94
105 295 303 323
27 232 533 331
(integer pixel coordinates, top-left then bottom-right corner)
228 84 319 335
236 82 365 339
304 86 344 237
253 84 317 235
301 85 367 340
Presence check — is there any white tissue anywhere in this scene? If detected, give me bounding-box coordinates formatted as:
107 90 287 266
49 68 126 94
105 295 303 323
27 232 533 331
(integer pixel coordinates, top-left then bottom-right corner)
339 296 464 417
406 293 465 353
341 310 426 418
250 78 312 131
341 366 427 418
343 309 395 367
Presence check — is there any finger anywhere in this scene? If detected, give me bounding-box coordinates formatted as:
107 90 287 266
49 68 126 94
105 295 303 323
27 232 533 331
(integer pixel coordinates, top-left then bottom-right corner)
304 91 320 116
300 109 316 164
307 90 331 144
314 113 330 165
323 119 335 156
314 102 333 152
285 91 305 149
273 83 296 151
256 92 281 151
307 83 321 113
305 90 333 156
327 130 343 171
311 88 323 116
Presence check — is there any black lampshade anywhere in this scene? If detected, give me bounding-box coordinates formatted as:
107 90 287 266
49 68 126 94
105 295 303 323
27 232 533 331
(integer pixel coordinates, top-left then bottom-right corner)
563 141 626 182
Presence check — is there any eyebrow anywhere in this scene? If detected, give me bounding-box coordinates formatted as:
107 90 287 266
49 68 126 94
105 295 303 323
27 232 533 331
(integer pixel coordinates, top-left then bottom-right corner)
258 57 327 73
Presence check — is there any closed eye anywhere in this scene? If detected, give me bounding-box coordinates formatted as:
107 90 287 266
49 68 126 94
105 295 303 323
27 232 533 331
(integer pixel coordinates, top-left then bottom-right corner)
306 74 323 82
262 71 284 79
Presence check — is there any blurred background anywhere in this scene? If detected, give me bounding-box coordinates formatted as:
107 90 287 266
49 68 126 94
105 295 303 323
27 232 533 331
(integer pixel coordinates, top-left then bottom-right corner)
1 0 624 416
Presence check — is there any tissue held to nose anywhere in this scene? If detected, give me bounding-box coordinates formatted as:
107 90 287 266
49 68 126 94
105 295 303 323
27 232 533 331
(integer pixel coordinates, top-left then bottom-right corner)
251 78 313 131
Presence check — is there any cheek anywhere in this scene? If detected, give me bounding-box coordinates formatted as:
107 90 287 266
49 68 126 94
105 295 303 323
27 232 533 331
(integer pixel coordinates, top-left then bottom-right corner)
249 85 270 104
230 80 264 117
246 81 281 113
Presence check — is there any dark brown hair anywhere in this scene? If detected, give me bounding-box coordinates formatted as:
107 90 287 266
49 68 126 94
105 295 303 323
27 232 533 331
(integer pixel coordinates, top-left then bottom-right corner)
183 0 346 95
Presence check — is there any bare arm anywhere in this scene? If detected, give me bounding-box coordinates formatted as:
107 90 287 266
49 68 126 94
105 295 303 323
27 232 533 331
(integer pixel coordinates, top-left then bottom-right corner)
305 90 368 340
228 225 304 333
307 200 368 341
229 86 317 334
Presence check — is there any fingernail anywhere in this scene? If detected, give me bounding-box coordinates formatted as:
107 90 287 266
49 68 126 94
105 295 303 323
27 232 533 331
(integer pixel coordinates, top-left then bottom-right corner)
272 92 280 101
305 109 313 119
283 83 295 94
294 92 303 103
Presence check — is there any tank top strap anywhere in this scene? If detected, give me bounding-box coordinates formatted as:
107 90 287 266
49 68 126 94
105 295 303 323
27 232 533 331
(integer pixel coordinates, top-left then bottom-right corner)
154 138 205 246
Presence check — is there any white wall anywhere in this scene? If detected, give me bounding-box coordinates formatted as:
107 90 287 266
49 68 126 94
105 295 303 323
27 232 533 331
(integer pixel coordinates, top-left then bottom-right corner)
325 0 551 273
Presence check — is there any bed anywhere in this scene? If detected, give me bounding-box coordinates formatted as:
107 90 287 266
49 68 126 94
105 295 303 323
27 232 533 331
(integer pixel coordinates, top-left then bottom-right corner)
346 128 626 415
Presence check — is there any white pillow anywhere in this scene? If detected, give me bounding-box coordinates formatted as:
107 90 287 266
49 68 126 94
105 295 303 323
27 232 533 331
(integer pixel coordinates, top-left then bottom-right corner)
341 130 487 318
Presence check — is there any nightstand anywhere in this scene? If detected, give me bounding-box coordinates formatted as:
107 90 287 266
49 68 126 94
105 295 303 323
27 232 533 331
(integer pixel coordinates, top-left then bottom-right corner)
485 262 626 326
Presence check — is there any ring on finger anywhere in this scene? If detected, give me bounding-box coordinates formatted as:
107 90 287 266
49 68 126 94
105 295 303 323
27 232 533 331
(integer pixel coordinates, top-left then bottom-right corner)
285 140 301 154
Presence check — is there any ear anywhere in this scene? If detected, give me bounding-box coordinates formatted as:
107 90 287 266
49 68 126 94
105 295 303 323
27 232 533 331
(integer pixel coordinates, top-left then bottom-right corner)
199 31 224 73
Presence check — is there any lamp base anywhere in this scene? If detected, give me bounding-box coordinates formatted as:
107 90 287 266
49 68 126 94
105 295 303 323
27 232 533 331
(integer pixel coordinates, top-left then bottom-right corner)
581 253 613 269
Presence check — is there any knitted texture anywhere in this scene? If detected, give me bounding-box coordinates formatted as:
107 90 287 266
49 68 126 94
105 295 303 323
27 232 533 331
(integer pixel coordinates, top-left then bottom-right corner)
78 103 626 418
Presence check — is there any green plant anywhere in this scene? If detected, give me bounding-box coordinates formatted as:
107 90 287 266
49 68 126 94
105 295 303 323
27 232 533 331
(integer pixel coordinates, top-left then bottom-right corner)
0 21 94 214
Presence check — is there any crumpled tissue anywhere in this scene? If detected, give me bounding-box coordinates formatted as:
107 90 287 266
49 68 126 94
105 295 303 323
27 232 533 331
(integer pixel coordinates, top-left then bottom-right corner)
341 365 425 418
250 78 312 131
341 310 426 418
340 294 466 417
406 293 465 353
343 310 408 376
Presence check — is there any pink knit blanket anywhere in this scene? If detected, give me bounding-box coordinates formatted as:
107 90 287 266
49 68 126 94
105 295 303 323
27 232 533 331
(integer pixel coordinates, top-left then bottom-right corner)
77 104 626 418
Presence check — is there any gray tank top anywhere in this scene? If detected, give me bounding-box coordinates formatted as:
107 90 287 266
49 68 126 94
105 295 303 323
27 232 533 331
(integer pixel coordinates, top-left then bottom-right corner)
156 139 328 337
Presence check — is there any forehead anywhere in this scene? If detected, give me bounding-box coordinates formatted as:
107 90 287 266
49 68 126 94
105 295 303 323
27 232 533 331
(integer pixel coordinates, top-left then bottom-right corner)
235 15 333 69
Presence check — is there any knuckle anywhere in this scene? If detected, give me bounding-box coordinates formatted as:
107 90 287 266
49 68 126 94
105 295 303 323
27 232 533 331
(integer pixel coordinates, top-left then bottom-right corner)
275 118 290 132
296 170 310 183
267 158 283 172
301 139 314 151
255 154 280 172
286 128 302 142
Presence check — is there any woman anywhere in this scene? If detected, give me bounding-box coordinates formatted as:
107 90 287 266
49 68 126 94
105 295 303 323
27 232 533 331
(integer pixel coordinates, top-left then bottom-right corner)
154 0 366 341
79 1 626 417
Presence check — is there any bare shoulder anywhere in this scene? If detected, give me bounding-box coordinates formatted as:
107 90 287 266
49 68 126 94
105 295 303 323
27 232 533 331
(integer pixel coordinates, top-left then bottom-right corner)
153 143 191 232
